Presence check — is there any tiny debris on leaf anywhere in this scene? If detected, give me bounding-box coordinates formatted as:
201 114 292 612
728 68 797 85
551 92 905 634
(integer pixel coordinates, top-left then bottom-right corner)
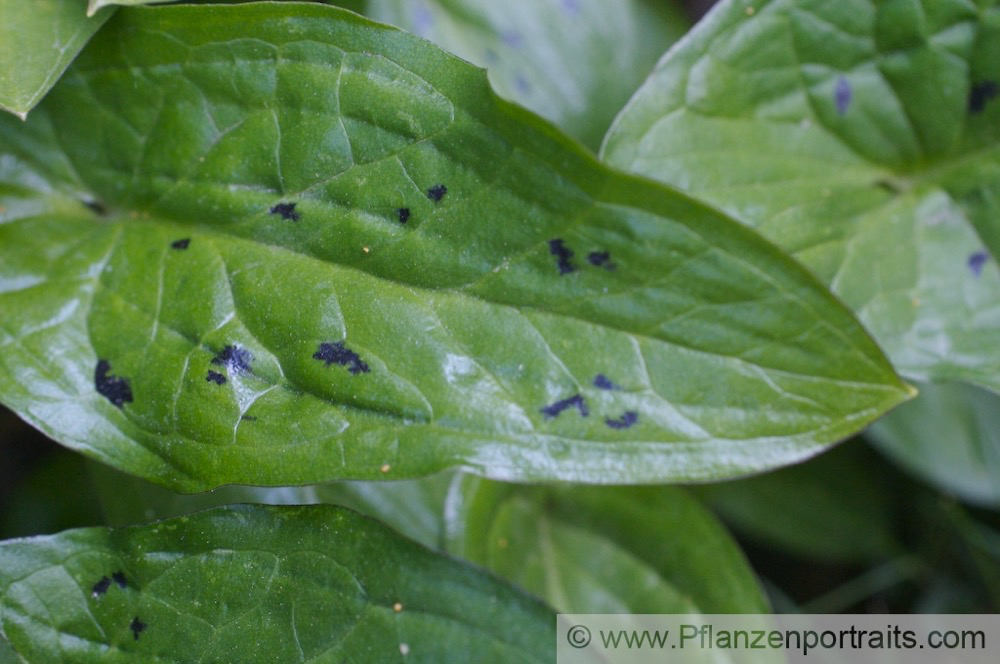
269 202 300 221
968 250 990 277
314 341 370 374
587 250 615 270
548 238 576 275
206 370 227 385
212 345 253 374
605 411 639 430
91 576 111 597
541 394 588 419
95 360 133 408
397 208 410 224
112 571 127 589
426 184 447 202
969 81 999 114
593 374 618 390
130 617 146 641
170 238 190 250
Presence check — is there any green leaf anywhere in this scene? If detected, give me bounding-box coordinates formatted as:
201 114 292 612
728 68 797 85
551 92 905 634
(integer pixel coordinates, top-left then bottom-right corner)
0 0 114 118
89 461 454 550
362 0 688 150
868 381 1000 508
444 477 768 613
603 0 1000 392
0 504 553 662
692 440 902 563
0 2 910 490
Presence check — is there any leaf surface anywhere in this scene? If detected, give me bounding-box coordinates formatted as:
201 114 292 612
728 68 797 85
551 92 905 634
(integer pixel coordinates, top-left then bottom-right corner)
444 477 768 614
0 0 114 118
603 0 1000 392
0 504 553 663
0 3 910 490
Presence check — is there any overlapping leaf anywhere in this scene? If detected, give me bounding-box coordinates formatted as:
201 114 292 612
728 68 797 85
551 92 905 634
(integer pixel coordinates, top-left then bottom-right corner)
0 505 552 662
603 0 1000 392
0 3 910 490
444 477 768 614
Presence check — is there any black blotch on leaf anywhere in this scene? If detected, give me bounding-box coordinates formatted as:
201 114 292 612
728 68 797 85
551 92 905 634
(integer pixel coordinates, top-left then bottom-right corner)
969 81 999 114
130 617 146 641
398 208 410 224
112 571 127 589
270 202 300 221
606 411 639 430
314 341 370 375
83 199 108 216
212 345 253 374
91 576 111 597
548 238 576 275
171 238 190 250
241 414 258 422
968 250 990 277
95 360 133 408
206 370 226 385
426 184 447 202
593 374 618 390
587 251 616 270
541 394 588 419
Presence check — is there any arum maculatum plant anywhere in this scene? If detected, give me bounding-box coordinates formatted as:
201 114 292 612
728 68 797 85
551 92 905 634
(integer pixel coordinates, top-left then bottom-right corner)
0 0 998 660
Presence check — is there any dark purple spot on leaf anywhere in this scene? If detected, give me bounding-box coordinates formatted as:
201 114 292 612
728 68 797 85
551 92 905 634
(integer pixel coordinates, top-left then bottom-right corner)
206 370 226 385
398 208 410 224
606 411 639 430
541 394 588 419
314 341 370 375
413 3 433 35
171 238 190 250
587 251 616 270
548 238 576 275
241 414 257 422
969 250 990 277
270 202 300 221
502 29 523 47
212 345 253 374
561 0 582 14
91 576 111 597
835 76 852 115
112 571 127 589
969 81 998 114
593 374 618 390
130 617 146 640
426 184 447 202
514 74 531 95
95 360 132 408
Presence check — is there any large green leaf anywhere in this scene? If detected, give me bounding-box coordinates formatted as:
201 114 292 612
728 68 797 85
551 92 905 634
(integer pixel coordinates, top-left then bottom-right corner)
444 477 769 614
603 0 1000 392
0 0 114 118
361 0 688 150
0 504 553 662
0 3 910 490
868 381 1000 508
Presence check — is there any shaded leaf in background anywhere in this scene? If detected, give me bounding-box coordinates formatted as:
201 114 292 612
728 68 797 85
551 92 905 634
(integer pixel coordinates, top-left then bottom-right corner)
0 3 910 490
89 461 454 550
0 0 114 118
444 476 769 614
0 450 103 539
603 0 1000 392
0 505 553 663
362 0 689 150
868 381 1000 508
692 439 901 564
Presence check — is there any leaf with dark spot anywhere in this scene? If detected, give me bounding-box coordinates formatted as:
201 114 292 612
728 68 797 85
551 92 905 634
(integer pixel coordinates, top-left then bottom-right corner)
426 184 447 202
314 341 369 375
592 374 617 390
94 359 132 408
834 76 851 115
397 207 410 224
91 576 111 597
969 81 998 114
84 199 107 216
269 201 300 221
171 238 190 250
968 250 990 277
112 571 127 589
211 344 253 374
206 370 226 385
541 394 588 419
586 250 615 270
548 238 575 274
605 411 638 430
130 617 146 640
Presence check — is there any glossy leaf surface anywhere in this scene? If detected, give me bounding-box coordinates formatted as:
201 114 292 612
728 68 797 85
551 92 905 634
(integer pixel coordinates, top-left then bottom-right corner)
0 3 909 490
868 381 1000 508
0 0 113 118
604 0 1000 392
445 477 768 614
0 504 553 662
363 0 688 149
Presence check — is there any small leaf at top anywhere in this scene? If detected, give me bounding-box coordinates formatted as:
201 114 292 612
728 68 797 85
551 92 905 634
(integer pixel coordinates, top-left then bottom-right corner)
0 3 910 491
603 0 1000 393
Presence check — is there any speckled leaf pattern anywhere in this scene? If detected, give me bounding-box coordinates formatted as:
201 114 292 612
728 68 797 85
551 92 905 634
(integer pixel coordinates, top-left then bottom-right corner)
444 477 769 614
0 0 114 118
362 0 689 149
868 381 1000 508
604 0 1000 393
0 505 553 663
0 3 910 491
